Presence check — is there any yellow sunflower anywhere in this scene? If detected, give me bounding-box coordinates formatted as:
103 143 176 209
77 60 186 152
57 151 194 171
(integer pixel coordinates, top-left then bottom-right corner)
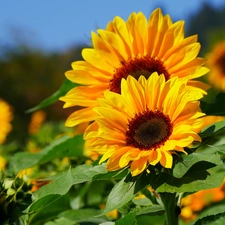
207 41 225 91
84 73 206 176
60 8 209 127
0 99 13 144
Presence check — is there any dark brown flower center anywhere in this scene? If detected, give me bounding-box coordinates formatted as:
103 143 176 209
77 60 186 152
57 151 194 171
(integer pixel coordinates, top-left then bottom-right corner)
126 110 173 150
109 56 169 93
216 54 225 74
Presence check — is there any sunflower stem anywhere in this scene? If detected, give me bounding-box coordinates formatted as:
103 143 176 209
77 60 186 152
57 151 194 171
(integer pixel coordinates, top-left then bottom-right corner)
160 192 179 225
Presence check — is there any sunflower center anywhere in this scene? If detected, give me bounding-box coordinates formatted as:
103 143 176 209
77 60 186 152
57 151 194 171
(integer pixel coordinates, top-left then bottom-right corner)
109 56 169 93
126 110 173 150
217 54 225 74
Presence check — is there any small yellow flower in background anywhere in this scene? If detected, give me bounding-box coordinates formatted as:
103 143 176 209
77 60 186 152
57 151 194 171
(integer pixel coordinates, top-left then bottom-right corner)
60 8 209 128
207 41 225 92
0 98 13 144
26 141 41 153
99 204 118 220
84 73 208 176
135 186 159 200
180 180 225 222
30 179 50 192
0 155 7 171
18 168 51 193
18 168 33 181
28 110 46 134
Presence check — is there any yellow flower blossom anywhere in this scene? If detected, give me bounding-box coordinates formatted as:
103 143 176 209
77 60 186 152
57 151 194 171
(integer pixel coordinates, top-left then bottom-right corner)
0 99 13 144
207 41 225 91
60 8 208 128
84 73 208 176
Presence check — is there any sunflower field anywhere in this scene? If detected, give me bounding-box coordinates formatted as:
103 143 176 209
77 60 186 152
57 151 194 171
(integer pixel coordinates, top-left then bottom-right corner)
1 4 225 225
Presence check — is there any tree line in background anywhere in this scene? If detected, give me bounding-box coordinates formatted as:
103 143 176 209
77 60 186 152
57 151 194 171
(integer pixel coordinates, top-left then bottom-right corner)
0 2 225 145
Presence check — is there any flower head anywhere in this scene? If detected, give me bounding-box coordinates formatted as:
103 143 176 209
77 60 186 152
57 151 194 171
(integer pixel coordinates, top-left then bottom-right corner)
28 110 46 134
84 73 206 176
60 8 208 127
0 99 13 144
207 41 225 91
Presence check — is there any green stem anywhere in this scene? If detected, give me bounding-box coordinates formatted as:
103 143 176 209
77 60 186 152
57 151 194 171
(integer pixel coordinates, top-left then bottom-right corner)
160 192 179 225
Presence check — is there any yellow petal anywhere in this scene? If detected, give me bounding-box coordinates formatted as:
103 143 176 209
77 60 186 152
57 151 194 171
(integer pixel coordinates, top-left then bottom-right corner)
82 48 115 72
148 150 162 166
98 29 128 61
160 150 173 168
130 157 148 176
65 107 96 127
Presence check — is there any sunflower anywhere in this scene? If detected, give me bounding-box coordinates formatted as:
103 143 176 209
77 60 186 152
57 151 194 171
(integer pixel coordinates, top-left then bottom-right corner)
60 8 209 127
207 41 225 91
84 73 206 176
0 99 13 144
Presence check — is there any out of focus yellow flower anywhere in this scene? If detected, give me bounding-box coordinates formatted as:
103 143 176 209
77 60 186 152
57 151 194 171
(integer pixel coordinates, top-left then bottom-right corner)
99 204 118 220
28 110 46 134
207 41 225 91
30 179 50 192
180 180 225 221
18 168 34 183
26 141 41 153
18 168 51 192
0 98 13 144
135 186 159 200
0 155 7 171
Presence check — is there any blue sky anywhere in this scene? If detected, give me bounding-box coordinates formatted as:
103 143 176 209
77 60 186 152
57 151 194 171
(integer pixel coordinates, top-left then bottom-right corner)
0 0 225 52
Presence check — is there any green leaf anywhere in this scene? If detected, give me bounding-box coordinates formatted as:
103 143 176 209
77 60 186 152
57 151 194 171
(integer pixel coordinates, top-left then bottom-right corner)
26 79 77 113
193 212 225 225
44 163 93 182
59 209 107 224
93 168 129 181
26 194 70 225
44 218 75 225
201 93 225 116
132 197 153 206
100 222 115 225
32 164 108 201
190 203 225 225
71 164 107 184
103 176 136 214
10 135 84 173
28 194 62 214
102 173 148 215
172 153 220 178
153 165 225 193
134 205 164 216
27 170 74 217
200 120 225 138
33 169 74 200
206 144 225 155
136 213 165 225
149 153 225 193
115 212 136 225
